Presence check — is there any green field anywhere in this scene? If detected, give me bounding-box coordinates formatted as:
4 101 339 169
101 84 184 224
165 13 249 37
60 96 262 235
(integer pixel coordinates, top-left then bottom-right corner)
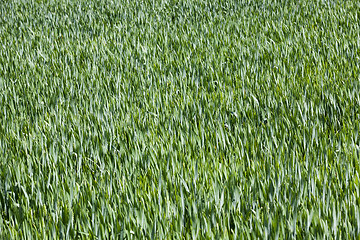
1 0 360 238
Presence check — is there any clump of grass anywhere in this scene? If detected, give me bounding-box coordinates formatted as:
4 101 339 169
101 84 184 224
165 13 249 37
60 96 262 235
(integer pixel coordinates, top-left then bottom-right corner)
0 0 360 238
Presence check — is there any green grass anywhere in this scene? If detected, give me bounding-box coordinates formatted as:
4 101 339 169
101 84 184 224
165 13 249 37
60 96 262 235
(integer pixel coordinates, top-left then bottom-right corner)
0 0 360 238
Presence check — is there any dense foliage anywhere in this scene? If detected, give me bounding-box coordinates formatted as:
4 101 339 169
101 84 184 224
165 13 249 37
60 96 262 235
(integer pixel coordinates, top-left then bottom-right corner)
1 0 360 238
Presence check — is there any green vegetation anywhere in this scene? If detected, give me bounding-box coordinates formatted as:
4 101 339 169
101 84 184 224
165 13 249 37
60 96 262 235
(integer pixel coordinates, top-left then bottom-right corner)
1 0 360 238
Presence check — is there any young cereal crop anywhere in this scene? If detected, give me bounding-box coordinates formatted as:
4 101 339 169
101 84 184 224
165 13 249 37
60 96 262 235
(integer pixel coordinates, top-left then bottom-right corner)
0 0 360 239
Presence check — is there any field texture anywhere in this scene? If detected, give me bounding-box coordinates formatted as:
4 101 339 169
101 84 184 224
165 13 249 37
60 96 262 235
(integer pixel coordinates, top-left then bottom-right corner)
1 0 360 238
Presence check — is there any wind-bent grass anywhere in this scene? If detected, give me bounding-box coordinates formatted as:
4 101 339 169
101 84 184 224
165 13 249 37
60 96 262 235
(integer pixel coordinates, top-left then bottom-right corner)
0 0 360 238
